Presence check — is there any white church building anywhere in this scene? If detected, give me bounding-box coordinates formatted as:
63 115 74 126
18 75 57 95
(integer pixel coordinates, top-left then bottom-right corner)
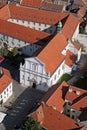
20 33 81 91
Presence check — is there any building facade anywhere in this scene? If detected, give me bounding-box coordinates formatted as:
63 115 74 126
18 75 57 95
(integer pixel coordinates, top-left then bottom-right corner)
0 68 13 104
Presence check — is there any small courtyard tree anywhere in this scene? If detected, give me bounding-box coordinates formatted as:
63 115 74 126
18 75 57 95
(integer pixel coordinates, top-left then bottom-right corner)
12 47 19 57
21 116 43 130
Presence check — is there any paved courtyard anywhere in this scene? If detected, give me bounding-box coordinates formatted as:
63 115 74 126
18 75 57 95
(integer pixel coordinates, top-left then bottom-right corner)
0 81 45 130
0 59 45 130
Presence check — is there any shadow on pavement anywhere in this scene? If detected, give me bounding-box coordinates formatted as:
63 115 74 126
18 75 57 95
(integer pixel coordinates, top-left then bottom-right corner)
2 87 45 130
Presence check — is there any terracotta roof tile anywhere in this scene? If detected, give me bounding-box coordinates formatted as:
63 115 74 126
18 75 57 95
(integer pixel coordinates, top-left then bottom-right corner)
78 7 86 17
0 2 7 9
0 68 12 93
42 81 69 112
62 14 79 39
0 19 50 44
0 4 10 20
37 34 67 75
9 4 68 25
82 0 87 6
21 0 42 8
65 50 77 67
71 96 87 110
41 2 63 12
65 85 86 102
32 105 81 130
72 42 81 50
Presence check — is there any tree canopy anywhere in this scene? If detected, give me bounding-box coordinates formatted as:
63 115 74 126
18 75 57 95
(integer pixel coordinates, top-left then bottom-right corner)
21 117 43 130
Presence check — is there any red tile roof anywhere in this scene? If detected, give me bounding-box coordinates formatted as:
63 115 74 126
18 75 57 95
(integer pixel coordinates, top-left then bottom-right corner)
0 56 4 63
62 14 79 39
41 81 69 112
65 50 77 67
0 4 10 20
21 0 42 8
82 0 87 6
41 2 63 12
65 85 86 102
71 96 87 110
8 4 68 25
78 7 86 17
73 42 81 50
37 34 67 75
0 68 12 93
0 19 50 44
21 0 63 12
0 2 7 9
32 105 81 130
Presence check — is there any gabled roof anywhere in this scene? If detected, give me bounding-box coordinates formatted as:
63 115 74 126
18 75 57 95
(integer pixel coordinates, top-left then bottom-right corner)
21 0 63 12
32 105 81 130
62 14 79 39
41 81 69 112
71 96 87 110
37 34 67 75
0 68 12 93
0 4 10 20
65 50 77 67
0 19 50 44
21 0 42 8
78 7 86 17
0 2 7 9
8 4 68 25
65 85 87 102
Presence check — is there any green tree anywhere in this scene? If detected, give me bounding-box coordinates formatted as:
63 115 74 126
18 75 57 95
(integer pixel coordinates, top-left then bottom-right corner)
3 47 9 57
12 47 19 56
21 117 43 130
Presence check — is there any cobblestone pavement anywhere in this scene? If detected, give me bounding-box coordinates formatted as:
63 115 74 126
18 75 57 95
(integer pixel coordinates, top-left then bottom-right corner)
0 81 45 130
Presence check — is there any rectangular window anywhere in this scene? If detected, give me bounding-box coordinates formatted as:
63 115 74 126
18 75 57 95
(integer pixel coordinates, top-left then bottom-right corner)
72 115 74 119
32 64 37 72
67 109 70 112
22 75 24 79
58 69 60 75
54 74 56 80
4 91 6 95
62 64 64 70
51 80 53 85
45 24 46 27
27 77 29 81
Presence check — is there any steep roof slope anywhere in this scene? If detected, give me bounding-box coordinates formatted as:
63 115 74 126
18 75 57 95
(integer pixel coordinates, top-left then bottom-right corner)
37 34 67 75
0 19 50 44
32 105 82 130
62 14 79 39
8 4 68 25
41 81 69 112
0 68 12 94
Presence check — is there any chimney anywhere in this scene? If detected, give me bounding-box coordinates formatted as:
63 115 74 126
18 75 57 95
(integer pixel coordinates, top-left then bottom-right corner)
76 90 80 95
68 88 72 92
37 102 45 122
57 21 62 34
